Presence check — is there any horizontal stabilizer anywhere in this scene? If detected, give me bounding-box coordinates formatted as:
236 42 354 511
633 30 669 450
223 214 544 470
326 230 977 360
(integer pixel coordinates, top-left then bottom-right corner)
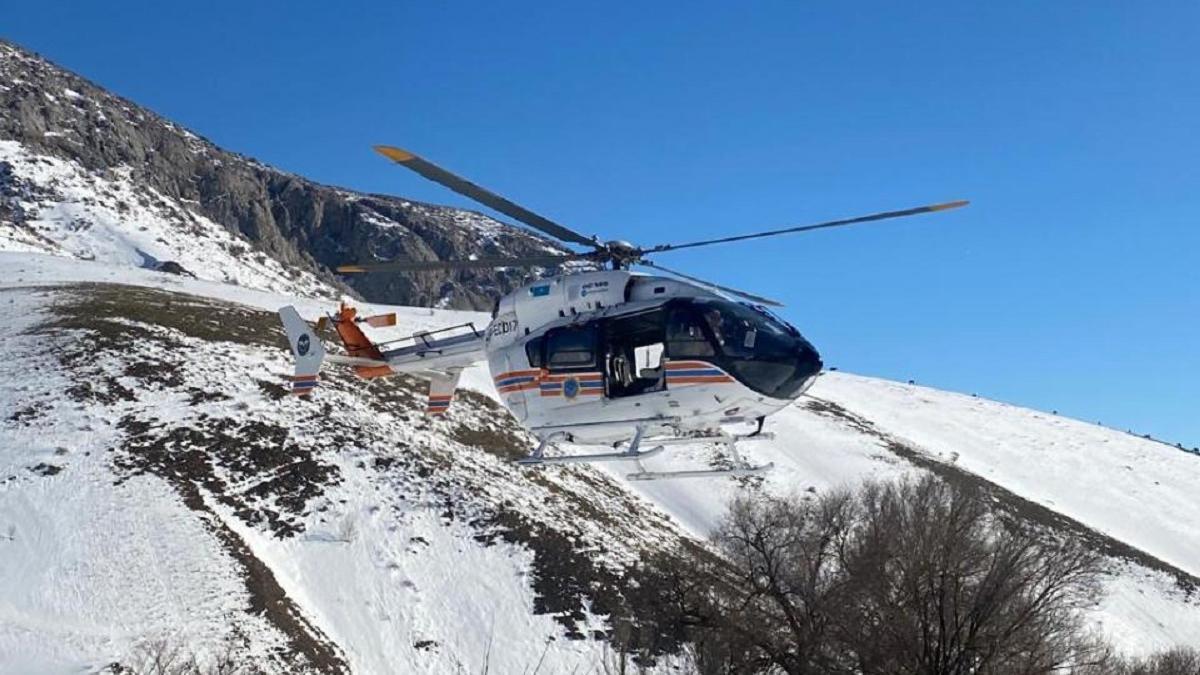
362 313 397 328
325 354 390 367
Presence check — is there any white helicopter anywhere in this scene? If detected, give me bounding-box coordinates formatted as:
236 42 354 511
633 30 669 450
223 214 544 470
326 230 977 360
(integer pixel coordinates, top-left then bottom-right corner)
278 145 967 480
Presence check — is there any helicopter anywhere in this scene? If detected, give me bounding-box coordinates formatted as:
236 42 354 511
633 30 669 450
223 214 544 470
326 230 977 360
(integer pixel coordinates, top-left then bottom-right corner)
278 145 967 480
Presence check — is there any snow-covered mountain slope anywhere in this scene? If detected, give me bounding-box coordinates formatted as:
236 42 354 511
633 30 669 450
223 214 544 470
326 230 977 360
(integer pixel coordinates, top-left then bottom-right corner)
815 376 1200 580
1 39 568 310
2 253 1198 672
0 139 333 298
608 377 1200 654
0 255 687 673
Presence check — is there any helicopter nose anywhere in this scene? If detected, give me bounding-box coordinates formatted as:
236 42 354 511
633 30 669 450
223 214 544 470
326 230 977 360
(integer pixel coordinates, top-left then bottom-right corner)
795 345 823 395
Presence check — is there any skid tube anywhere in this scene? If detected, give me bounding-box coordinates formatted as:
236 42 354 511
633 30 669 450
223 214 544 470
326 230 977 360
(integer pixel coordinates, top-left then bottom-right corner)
515 425 774 481
516 426 666 466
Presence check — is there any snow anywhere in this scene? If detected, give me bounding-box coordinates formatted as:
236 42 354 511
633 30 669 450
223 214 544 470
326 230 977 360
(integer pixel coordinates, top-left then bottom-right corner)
357 208 409 232
1094 565 1200 654
604 372 1200 655
0 252 505 399
0 288 289 672
218 493 608 674
0 254 651 672
1 251 1197 665
401 201 567 255
607 404 915 536
817 374 1200 579
0 141 330 299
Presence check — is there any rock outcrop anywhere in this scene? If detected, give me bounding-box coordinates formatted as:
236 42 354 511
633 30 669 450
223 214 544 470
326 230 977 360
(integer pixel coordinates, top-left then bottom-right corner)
0 38 565 309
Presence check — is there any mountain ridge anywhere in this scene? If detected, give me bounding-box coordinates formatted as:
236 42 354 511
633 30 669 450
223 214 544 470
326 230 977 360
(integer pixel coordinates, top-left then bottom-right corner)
0 37 566 310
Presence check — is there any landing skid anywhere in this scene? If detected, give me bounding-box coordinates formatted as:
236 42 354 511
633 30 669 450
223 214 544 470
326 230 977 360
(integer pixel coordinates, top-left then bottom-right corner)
516 426 665 466
516 425 774 481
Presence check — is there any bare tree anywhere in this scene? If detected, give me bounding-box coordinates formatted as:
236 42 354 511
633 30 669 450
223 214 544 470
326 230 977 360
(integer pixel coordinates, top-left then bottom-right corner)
703 489 857 674
674 475 1106 675
120 636 249 675
834 476 1102 675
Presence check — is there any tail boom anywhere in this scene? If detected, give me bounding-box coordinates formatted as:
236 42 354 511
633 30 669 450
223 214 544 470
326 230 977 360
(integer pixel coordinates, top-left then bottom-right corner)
277 302 485 413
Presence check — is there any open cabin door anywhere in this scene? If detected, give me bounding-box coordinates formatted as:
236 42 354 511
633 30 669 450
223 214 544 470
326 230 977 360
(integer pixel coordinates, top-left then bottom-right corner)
601 308 669 398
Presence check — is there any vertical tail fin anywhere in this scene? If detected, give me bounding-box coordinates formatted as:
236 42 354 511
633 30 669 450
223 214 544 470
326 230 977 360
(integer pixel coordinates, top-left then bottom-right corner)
330 304 384 359
426 368 463 417
279 306 326 396
330 303 394 378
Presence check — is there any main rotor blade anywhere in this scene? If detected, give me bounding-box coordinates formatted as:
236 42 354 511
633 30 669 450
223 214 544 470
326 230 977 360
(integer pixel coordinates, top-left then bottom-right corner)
374 145 598 248
337 253 590 274
639 260 784 307
647 200 969 255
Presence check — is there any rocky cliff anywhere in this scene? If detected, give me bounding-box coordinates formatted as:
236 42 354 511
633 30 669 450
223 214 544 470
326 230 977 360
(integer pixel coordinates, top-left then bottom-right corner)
0 38 566 309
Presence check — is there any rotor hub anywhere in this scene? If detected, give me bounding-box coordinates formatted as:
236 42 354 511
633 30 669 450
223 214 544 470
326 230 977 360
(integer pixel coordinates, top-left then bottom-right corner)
600 240 644 269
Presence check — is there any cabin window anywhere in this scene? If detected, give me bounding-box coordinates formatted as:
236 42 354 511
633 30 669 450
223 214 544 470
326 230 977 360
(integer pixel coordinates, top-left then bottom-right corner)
524 336 545 368
545 327 597 371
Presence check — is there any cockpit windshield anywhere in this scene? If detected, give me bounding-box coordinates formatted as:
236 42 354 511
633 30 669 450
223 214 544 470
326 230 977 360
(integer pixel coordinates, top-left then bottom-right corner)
665 299 822 399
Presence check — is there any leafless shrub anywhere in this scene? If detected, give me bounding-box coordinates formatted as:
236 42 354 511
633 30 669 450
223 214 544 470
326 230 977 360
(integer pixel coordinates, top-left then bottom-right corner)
704 488 857 673
1091 647 1200 675
124 638 197 675
637 474 1114 674
836 476 1104 674
598 636 659 675
120 636 247 675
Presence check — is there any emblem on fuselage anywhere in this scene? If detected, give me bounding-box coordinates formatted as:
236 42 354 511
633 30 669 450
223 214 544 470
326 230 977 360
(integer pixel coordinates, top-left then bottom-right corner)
562 376 580 399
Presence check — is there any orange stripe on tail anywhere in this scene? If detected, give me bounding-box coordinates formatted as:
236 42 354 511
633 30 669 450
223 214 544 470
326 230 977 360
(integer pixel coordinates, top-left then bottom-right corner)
332 303 393 379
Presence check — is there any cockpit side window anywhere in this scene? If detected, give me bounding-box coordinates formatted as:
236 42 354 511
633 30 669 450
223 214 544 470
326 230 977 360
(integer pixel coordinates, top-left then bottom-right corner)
702 304 755 357
691 300 796 358
677 299 821 399
545 326 598 371
665 307 716 358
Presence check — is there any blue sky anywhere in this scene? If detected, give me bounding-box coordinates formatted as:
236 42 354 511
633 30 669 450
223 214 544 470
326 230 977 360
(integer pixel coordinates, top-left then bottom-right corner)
6 2 1198 445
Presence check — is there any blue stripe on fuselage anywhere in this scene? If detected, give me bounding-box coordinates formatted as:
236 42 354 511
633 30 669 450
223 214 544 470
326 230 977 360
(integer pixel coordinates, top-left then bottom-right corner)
495 375 536 387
